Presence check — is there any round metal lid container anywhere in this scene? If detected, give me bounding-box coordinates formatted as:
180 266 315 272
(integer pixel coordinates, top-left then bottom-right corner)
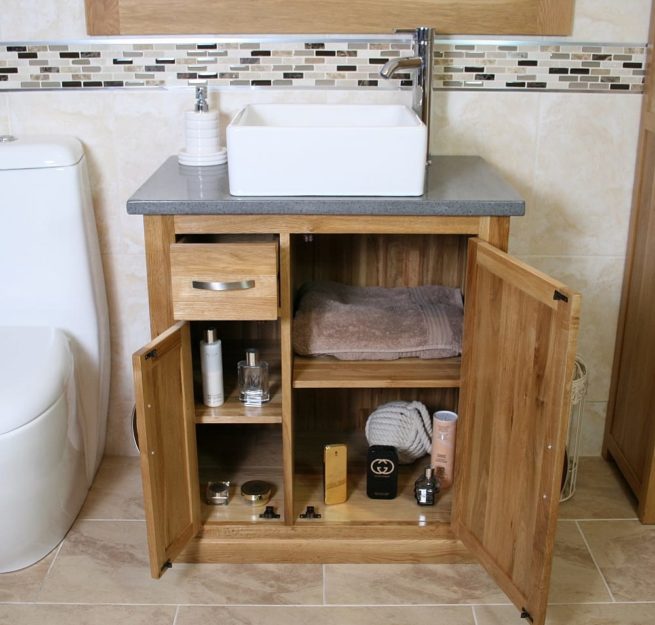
240 480 272 504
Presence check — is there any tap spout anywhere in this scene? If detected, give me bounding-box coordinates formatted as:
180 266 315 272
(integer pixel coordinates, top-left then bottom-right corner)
378 27 433 166
379 55 422 79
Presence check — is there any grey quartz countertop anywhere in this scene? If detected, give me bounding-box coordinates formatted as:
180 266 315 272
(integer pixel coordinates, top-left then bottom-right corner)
126 155 525 216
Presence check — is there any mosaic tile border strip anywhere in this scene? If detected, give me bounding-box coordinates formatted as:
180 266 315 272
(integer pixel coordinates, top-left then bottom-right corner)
434 39 647 92
0 38 414 91
0 36 647 93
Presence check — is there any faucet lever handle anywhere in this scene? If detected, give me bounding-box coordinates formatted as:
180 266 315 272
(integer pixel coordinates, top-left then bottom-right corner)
393 28 417 34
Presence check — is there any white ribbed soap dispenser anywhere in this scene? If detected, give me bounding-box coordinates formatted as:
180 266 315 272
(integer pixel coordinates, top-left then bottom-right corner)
178 85 227 166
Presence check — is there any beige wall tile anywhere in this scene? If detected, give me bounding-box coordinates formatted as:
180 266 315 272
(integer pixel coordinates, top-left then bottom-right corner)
512 93 640 257
324 563 508 605
582 401 609 456
0 605 176 625
578 520 655 601
101 250 149 455
573 0 651 41
2 0 87 39
38 520 323 604
476 603 655 625
0 95 9 134
177 606 475 625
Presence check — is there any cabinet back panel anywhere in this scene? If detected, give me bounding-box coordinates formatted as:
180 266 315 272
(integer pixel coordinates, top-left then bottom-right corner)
291 234 468 297
294 388 458 432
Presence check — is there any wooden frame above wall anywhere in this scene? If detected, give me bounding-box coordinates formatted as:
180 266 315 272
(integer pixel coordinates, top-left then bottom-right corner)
84 0 575 36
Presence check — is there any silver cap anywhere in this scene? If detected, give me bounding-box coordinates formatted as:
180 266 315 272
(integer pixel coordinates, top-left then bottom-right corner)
205 327 218 343
245 348 259 366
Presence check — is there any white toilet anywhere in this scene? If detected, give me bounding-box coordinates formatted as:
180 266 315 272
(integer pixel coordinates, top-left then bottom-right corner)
0 136 110 573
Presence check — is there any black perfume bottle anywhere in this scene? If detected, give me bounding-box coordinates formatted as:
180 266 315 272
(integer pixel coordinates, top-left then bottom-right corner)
414 465 441 506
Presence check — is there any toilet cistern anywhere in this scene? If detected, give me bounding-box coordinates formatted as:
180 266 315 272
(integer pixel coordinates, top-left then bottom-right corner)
380 26 433 165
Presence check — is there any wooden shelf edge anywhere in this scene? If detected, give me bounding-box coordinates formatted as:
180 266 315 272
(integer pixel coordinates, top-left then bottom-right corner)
195 400 283 424
292 356 461 389
196 414 282 424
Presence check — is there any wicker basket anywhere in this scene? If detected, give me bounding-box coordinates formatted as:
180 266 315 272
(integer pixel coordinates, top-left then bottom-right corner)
560 356 588 502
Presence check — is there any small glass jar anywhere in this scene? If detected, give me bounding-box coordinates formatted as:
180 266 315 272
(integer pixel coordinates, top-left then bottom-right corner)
237 348 270 406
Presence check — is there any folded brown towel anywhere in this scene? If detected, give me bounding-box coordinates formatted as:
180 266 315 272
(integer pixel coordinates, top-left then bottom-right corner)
293 281 463 360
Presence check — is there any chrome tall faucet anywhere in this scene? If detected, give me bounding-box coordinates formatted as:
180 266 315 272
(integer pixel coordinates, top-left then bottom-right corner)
380 27 433 164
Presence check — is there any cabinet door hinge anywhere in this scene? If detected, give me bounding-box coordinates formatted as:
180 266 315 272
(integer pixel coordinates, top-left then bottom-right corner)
145 349 158 360
520 609 533 623
553 290 569 303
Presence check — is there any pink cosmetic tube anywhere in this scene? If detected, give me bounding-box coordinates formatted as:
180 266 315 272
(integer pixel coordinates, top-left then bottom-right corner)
431 410 458 488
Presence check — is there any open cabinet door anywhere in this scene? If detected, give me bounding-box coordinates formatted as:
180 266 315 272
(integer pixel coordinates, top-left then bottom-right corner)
453 239 580 625
133 321 201 578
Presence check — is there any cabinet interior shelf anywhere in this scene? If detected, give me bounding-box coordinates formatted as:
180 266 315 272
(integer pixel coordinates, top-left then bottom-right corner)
195 373 282 424
292 356 461 389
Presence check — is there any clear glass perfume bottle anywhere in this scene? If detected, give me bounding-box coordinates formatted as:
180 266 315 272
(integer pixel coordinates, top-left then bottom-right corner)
238 348 270 406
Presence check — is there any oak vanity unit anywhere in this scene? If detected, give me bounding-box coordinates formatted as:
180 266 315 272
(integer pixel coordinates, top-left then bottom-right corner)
128 155 580 625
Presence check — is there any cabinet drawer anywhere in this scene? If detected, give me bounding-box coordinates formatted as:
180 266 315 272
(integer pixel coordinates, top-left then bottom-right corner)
170 242 278 320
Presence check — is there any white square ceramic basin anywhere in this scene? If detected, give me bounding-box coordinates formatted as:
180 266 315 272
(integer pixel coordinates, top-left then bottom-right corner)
226 104 427 196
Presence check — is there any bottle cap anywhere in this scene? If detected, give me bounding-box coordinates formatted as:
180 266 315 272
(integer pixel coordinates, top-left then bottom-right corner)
205 327 218 343
245 348 259 366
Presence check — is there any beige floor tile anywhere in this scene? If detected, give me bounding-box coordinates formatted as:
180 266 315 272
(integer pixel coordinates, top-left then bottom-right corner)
475 603 655 625
79 456 144 520
559 458 637 520
0 605 176 625
37 520 322 605
548 522 612 603
0 548 57 602
176 605 476 625
578 520 655 601
324 564 508 605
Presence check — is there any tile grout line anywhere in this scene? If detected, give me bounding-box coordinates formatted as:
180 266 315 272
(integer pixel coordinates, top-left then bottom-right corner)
575 520 617 603
322 564 326 606
471 604 480 625
172 605 180 625
33 540 64 601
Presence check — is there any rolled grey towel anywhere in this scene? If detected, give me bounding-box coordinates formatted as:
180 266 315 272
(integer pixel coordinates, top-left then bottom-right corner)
365 400 433 464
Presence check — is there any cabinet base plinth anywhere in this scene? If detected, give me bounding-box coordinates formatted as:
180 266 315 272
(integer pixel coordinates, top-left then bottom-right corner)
177 524 474 564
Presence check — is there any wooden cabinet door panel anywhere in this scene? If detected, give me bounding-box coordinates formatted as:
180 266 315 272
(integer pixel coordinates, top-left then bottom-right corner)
133 321 201 578
453 239 580 625
604 4 655 523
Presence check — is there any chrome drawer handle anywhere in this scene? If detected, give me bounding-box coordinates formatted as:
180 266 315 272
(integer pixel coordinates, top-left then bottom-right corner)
192 279 255 291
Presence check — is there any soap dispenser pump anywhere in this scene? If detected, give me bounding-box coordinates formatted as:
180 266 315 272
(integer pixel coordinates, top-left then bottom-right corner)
178 84 227 167
195 85 209 112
